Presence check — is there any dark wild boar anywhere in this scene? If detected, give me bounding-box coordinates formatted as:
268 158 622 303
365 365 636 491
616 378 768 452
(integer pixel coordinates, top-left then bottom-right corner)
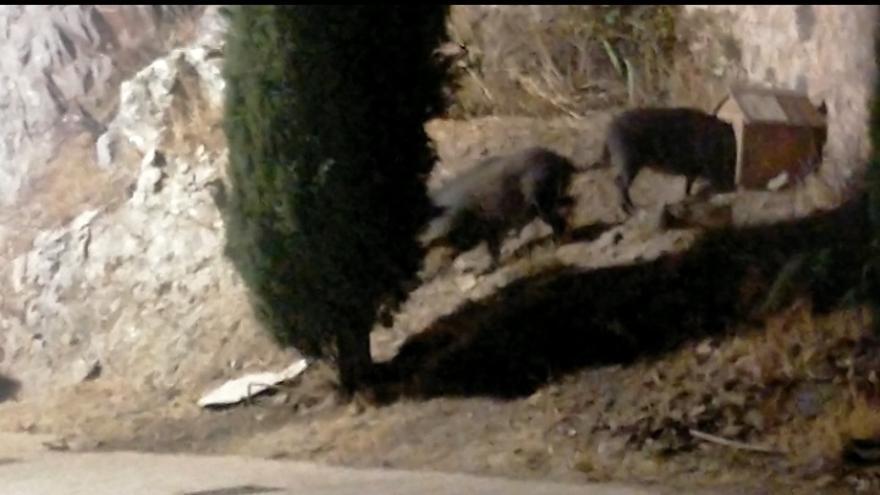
420 146 579 270
594 107 737 214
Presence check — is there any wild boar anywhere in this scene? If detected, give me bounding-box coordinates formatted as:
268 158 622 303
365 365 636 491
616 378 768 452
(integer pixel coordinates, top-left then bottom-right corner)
420 146 578 270
594 107 737 214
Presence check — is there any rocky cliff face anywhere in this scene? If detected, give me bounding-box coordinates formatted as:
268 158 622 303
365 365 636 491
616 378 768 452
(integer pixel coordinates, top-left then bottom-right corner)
0 7 292 398
0 6 204 205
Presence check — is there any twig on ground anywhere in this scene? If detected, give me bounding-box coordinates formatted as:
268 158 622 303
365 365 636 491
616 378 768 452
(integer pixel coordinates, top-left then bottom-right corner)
689 428 786 455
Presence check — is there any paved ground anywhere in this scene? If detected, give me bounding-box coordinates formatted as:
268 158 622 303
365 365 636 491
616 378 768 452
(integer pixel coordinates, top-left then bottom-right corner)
0 433 675 495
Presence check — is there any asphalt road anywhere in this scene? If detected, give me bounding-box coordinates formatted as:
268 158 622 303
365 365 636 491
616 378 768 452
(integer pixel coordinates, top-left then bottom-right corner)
0 433 671 495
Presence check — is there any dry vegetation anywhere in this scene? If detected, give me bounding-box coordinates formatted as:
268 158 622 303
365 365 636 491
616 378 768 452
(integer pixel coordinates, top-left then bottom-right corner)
12 302 878 493
444 5 679 119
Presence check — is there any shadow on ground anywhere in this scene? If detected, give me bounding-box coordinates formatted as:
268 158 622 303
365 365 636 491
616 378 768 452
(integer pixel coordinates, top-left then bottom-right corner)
0 374 21 403
373 195 874 401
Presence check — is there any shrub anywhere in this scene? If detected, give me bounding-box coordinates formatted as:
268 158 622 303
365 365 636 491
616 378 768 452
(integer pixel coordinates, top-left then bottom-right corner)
222 5 451 392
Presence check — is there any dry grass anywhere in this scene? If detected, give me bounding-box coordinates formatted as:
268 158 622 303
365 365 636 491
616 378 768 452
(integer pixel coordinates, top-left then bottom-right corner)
691 302 880 475
445 6 680 119
665 8 748 112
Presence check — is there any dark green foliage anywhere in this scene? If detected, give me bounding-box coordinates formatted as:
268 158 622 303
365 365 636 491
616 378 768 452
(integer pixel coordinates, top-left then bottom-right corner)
870 18 880 233
862 21 880 322
222 5 451 391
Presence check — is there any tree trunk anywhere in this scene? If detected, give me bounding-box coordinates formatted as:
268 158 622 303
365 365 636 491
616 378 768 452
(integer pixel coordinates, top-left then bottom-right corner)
337 328 373 396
